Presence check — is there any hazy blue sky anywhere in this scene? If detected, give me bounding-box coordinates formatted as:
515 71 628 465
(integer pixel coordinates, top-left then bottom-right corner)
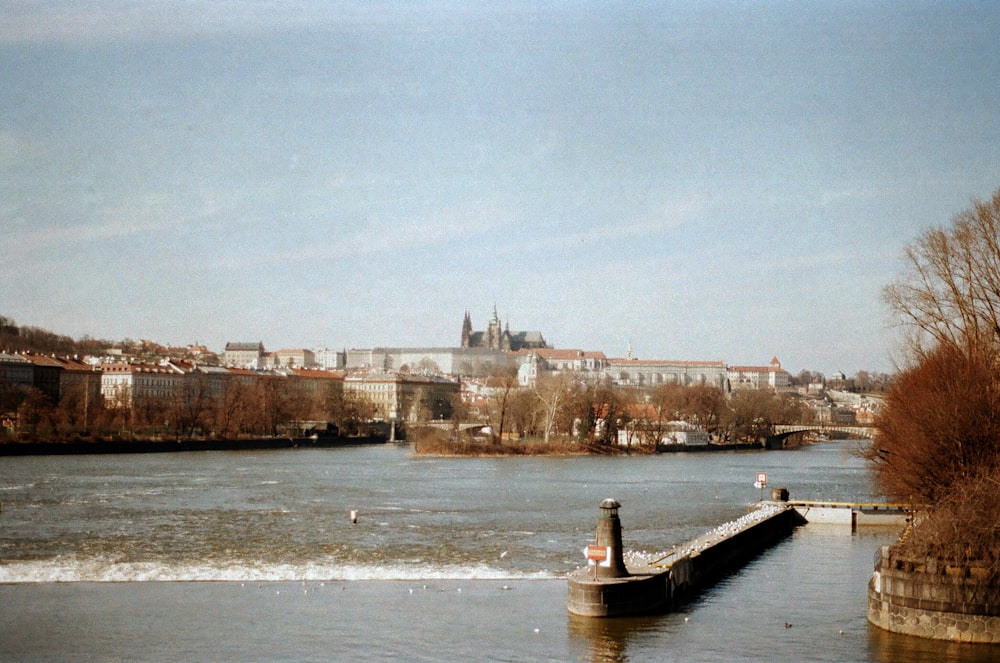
3 1 999 374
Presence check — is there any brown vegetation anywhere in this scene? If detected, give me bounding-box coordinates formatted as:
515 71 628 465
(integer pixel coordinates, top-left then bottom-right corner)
867 344 1000 505
409 425 631 457
871 186 1000 565
5 374 375 443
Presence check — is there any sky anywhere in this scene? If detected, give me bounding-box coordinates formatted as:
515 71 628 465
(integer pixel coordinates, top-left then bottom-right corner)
2 1 999 376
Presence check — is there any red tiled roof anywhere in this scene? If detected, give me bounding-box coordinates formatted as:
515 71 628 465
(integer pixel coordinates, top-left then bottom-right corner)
290 368 344 379
19 353 63 367
606 359 726 367
531 348 607 360
101 362 181 374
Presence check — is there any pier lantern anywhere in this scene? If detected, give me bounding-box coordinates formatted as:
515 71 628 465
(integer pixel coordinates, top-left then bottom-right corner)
593 498 629 579
599 498 621 519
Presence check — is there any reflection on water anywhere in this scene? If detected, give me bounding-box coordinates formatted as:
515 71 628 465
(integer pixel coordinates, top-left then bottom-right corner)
568 612 659 662
867 622 1000 663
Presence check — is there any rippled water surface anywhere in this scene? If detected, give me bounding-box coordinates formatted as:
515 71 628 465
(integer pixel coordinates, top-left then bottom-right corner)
1 442 996 661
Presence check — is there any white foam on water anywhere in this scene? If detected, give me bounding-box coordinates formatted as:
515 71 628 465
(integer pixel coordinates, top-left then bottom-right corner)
0 556 555 583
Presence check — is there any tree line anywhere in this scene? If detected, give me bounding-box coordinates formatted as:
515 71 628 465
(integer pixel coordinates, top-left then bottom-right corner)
8 374 376 442
471 370 811 449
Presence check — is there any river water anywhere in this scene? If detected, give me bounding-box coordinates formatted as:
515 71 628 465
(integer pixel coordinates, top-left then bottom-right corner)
1 441 995 661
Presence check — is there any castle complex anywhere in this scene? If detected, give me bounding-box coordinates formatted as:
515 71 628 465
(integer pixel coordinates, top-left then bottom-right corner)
460 306 548 352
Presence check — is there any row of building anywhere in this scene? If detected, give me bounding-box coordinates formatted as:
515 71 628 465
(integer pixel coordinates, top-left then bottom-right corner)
516 348 790 391
4 347 878 435
222 343 790 393
217 309 790 393
97 360 461 423
1 352 459 424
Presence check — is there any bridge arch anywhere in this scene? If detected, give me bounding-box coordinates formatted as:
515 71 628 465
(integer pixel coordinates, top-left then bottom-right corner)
767 424 876 449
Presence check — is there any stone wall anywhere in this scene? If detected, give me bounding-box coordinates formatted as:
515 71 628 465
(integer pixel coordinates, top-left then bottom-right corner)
868 545 1000 643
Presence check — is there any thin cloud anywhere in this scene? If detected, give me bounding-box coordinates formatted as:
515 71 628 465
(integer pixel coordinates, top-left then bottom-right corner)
0 1 512 45
210 198 514 270
539 195 704 252
0 192 219 253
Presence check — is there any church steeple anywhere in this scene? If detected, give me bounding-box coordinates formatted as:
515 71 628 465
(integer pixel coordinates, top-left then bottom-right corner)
487 304 502 350
461 310 473 348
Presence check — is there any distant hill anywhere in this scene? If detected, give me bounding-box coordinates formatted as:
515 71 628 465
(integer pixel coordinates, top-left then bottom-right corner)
0 315 112 357
0 315 218 364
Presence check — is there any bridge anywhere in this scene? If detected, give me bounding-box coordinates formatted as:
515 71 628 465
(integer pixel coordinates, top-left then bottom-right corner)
767 424 876 448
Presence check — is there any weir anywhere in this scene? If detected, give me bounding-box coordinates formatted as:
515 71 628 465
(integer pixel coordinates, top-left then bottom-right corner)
567 495 807 617
568 492 913 617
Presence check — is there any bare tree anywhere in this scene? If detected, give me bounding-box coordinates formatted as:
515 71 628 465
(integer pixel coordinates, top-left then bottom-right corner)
722 390 801 443
326 388 375 436
216 378 251 438
884 188 1000 358
684 385 726 434
170 373 214 439
871 187 1000 566
483 366 519 443
507 388 539 438
533 374 571 443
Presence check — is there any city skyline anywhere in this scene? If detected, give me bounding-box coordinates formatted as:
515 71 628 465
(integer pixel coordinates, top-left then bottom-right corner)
3 306 887 378
3 2 999 376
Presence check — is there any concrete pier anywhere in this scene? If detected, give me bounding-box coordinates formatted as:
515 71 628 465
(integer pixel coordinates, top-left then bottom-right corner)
789 500 911 530
567 499 806 617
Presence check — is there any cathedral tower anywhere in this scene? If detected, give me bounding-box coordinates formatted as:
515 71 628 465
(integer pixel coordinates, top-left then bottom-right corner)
461 310 473 348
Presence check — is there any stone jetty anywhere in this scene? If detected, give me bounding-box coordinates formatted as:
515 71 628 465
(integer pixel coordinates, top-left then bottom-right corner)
567 495 806 617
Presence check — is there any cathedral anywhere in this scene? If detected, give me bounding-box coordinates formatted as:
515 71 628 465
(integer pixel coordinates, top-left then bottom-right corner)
460 307 548 352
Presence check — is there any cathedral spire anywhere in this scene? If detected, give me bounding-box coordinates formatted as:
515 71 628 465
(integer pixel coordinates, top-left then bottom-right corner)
461 310 473 348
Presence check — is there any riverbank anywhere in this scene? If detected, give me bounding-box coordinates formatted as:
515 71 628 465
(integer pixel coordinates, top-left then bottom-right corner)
0 434 387 456
412 435 602 456
409 428 767 457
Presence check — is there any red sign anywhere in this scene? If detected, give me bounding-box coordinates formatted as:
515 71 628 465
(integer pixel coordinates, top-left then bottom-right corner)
756 472 768 485
586 545 610 562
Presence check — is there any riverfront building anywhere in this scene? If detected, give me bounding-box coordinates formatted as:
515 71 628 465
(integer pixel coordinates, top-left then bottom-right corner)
221 342 265 369
345 347 513 377
605 358 730 389
727 357 791 391
516 349 608 387
267 348 316 369
0 352 33 392
100 362 187 409
343 371 459 423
